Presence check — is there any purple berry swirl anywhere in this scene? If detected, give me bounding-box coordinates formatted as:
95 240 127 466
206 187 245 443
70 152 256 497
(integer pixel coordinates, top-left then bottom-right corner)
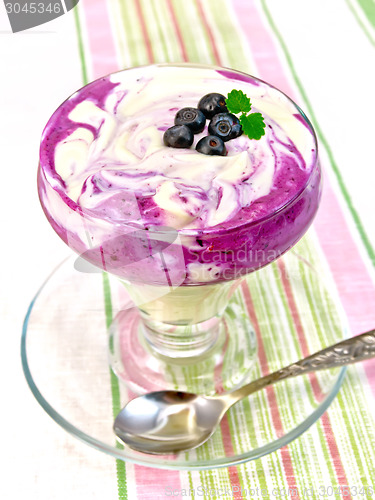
38 64 321 285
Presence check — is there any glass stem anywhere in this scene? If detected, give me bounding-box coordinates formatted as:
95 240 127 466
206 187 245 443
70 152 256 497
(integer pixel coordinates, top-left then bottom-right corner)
139 312 223 358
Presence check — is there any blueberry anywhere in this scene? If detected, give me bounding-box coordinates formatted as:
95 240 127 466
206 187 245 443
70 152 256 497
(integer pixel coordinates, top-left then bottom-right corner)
163 125 194 148
208 113 242 142
174 107 206 133
196 135 227 156
198 93 228 119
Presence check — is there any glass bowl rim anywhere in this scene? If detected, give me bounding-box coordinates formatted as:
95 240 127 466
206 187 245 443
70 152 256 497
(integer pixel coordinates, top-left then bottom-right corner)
38 62 319 237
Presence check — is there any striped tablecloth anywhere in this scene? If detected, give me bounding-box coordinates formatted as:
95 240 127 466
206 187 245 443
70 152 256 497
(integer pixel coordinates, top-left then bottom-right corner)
2 0 375 498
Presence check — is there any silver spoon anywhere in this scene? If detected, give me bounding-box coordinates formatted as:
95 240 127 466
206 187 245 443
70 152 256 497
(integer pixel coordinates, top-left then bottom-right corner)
114 330 375 454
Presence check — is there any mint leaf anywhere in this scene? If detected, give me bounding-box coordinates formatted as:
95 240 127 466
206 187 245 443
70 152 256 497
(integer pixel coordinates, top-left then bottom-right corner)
239 113 266 140
225 89 266 140
226 89 251 114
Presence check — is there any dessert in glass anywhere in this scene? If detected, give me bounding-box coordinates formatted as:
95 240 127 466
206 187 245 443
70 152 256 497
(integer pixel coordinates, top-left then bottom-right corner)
38 63 321 395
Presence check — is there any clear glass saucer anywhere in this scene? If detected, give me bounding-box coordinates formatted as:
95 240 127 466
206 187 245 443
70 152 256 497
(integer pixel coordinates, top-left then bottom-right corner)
21 237 347 470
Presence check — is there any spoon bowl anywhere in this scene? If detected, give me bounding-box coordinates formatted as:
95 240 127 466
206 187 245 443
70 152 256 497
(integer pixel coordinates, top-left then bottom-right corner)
114 391 227 454
114 330 375 454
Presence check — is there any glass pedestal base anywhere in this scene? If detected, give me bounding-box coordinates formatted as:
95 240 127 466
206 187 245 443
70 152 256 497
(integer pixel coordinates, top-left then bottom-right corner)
21 241 348 470
108 299 257 395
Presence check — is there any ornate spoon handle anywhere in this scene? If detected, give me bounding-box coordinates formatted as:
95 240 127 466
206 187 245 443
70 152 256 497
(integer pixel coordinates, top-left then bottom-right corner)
229 330 375 403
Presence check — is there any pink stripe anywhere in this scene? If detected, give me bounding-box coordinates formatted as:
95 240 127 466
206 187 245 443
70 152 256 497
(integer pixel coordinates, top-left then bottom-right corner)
134 0 154 63
230 0 293 96
316 181 375 392
242 283 300 499
80 0 118 79
134 466 182 498
220 417 244 499
315 179 375 335
166 0 188 62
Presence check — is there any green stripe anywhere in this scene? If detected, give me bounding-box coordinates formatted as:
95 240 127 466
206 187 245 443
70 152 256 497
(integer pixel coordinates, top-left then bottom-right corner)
73 4 88 84
260 0 375 269
336 377 373 484
144 0 168 61
345 0 375 46
356 0 375 29
103 273 128 500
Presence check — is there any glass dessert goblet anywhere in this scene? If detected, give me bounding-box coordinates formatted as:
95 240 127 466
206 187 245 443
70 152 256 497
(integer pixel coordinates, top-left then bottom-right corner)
38 63 320 395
